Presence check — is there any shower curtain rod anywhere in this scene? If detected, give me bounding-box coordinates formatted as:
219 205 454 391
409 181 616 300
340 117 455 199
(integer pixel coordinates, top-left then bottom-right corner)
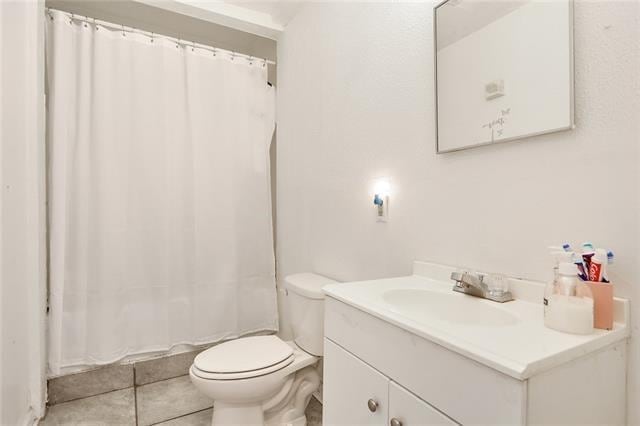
46 8 277 66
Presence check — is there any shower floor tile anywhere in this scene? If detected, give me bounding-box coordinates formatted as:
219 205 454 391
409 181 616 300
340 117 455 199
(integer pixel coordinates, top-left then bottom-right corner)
41 388 136 425
47 364 134 405
135 350 202 386
41 373 323 425
306 396 323 426
136 376 213 426
154 408 212 426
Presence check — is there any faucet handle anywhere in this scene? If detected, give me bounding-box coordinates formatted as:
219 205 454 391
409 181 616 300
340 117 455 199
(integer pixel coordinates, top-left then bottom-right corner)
450 271 464 282
451 270 513 302
450 271 484 288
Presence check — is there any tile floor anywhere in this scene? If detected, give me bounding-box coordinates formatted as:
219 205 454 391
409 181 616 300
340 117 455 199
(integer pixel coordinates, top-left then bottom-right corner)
41 373 323 425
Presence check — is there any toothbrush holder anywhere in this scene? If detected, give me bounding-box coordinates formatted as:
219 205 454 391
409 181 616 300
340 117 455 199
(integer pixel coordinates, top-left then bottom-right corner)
586 281 614 330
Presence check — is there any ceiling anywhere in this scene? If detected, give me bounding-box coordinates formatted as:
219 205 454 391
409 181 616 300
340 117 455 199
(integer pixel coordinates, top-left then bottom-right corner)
160 0 305 39
227 1 305 27
436 0 528 50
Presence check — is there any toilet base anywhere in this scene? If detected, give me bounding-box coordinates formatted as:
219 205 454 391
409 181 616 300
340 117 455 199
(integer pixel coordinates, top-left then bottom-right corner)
210 404 308 426
207 366 320 426
212 402 264 426
265 414 306 426
264 366 320 426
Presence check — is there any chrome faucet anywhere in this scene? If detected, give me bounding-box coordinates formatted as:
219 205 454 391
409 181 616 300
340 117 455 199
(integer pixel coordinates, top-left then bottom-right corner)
450 271 513 303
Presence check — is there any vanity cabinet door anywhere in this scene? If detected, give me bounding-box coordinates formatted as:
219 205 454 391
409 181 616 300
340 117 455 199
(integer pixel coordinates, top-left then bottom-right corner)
323 339 388 426
389 382 458 426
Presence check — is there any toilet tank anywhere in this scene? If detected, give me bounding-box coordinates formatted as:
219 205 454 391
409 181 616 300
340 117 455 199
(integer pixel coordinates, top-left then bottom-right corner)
285 273 337 356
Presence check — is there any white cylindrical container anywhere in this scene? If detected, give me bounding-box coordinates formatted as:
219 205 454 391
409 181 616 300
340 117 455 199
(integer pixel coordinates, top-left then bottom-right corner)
544 262 594 335
544 294 594 335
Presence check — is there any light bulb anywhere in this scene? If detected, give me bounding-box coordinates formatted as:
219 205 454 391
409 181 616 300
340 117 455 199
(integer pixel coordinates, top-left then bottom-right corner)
373 178 391 197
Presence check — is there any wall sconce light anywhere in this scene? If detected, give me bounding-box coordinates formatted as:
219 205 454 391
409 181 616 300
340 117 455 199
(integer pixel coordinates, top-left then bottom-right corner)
372 178 390 222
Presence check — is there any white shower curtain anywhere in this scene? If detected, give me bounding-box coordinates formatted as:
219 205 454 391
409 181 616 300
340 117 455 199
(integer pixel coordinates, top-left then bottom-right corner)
46 10 277 374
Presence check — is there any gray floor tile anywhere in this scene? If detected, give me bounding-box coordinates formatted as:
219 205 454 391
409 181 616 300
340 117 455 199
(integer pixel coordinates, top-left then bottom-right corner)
153 408 212 426
41 388 135 426
135 351 201 386
48 364 134 405
306 397 323 426
136 376 213 426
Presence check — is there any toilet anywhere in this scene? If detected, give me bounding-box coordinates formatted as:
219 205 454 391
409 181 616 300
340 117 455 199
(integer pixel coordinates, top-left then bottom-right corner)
189 273 337 425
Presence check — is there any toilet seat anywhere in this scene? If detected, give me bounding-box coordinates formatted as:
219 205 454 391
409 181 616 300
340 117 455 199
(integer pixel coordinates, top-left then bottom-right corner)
192 335 295 381
191 354 294 380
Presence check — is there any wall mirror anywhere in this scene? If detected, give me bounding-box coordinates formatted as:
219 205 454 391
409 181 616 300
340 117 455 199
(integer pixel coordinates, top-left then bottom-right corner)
434 0 574 153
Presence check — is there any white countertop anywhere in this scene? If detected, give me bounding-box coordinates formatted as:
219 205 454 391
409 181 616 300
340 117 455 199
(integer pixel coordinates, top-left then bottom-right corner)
323 261 630 380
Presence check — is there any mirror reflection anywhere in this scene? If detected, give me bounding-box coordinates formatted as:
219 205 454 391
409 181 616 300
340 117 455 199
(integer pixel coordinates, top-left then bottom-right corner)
435 0 574 153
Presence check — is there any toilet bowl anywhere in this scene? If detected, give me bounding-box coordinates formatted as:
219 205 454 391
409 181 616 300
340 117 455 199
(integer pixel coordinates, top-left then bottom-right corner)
189 273 337 425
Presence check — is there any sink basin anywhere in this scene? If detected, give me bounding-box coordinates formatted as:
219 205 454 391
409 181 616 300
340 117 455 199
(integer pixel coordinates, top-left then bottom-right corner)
382 289 519 327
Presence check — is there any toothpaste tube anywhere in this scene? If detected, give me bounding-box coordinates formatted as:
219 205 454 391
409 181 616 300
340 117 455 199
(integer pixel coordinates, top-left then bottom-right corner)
589 249 607 282
573 254 588 281
582 242 595 272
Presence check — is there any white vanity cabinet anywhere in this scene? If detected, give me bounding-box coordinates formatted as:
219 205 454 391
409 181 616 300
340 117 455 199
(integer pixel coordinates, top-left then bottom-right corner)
323 339 455 426
323 293 628 426
323 339 388 426
388 382 455 426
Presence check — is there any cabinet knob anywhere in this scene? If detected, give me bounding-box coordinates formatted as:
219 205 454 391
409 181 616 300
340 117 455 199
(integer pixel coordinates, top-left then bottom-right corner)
367 399 378 412
390 418 403 426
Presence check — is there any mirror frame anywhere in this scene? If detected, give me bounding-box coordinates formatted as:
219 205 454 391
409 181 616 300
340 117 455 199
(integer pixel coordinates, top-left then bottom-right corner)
433 0 575 154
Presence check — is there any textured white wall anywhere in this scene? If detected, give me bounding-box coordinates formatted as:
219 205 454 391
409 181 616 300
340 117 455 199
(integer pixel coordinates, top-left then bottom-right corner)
0 1 47 424
276 1 640 422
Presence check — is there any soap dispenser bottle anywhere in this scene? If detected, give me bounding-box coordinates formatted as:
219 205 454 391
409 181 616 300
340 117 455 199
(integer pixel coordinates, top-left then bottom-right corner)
544 262 594 334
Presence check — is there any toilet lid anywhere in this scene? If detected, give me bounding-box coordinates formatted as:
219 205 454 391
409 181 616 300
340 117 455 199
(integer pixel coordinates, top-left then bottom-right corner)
194 335 294 374
190 354 295 381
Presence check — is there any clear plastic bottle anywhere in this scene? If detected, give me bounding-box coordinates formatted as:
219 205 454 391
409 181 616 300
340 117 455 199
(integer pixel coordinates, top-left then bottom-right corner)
544 262 594 334
549 250 574 280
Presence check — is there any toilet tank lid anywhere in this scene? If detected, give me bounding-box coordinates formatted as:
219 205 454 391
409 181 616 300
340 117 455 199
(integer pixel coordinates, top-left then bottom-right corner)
284 273 337 300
